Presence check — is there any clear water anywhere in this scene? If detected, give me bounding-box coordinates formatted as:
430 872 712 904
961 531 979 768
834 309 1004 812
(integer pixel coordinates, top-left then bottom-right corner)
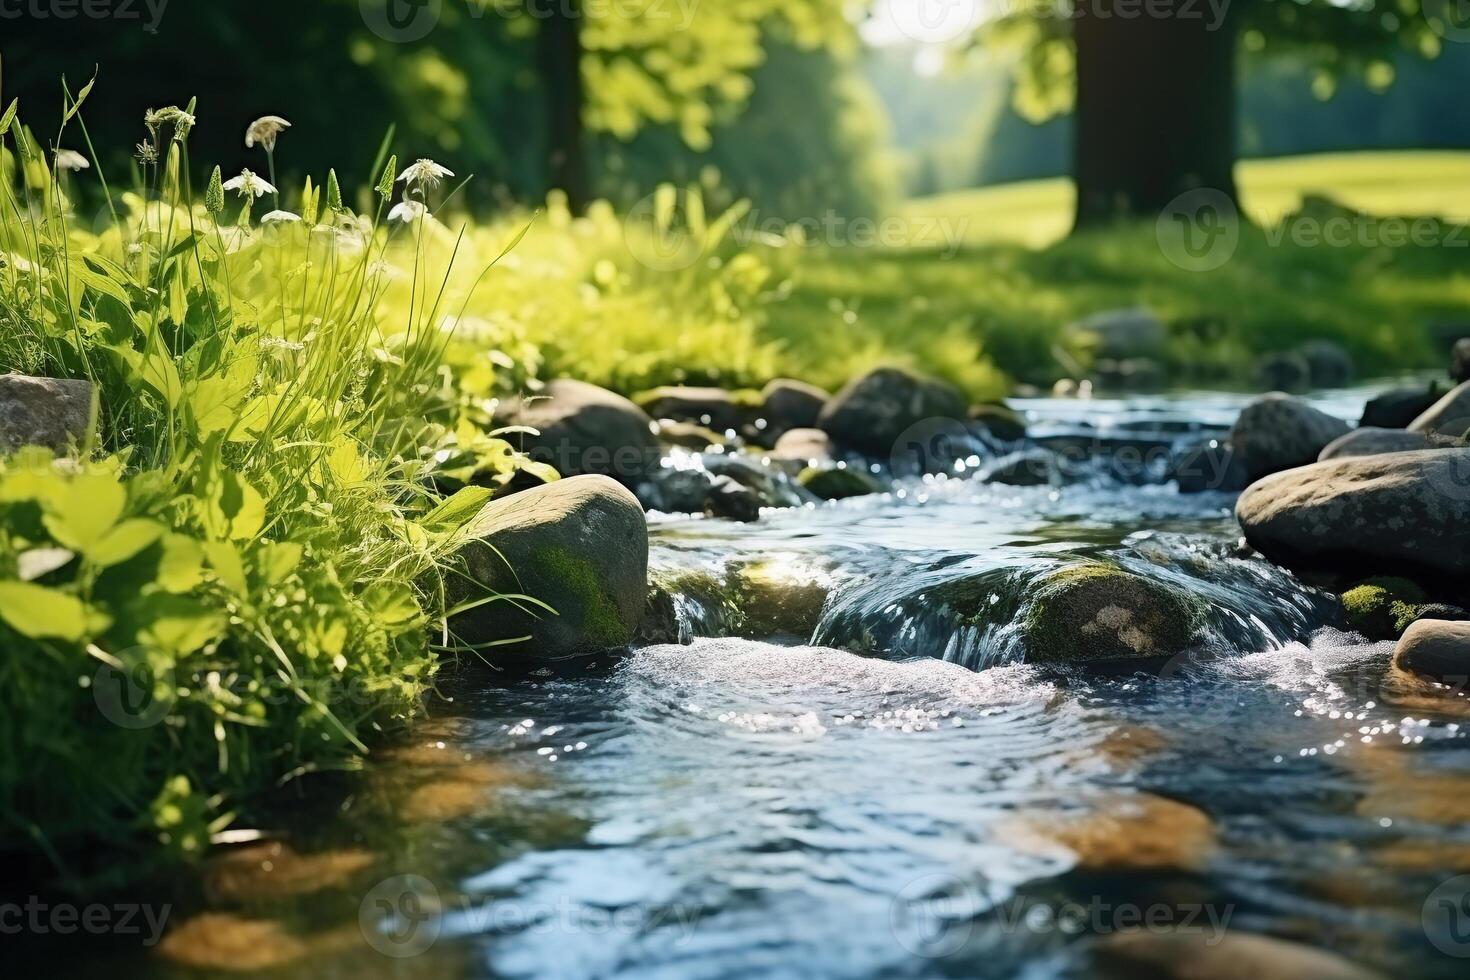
54 385 1470 978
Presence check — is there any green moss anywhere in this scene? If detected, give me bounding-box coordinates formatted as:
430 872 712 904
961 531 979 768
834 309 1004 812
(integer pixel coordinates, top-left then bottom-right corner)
1020 562 1203 665
1341 577 1429 640
799 466 882 501
532 546 632 649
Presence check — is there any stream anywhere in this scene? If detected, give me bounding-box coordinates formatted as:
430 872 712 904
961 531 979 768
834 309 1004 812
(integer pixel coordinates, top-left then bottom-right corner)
39 385 1470 978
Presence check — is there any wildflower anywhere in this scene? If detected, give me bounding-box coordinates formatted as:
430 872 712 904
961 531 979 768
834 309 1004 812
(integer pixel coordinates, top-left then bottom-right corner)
325 169 343 212
53 149 89 172
147 105 196 138
135 140 157 165
223 168 277 200
388 200 427 224
204 166 225 213
397 158 454 193
244 115 291 152
260 210 301 224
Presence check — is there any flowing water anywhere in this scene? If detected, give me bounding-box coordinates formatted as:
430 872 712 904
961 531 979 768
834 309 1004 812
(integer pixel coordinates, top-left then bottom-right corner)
41 386 1470 978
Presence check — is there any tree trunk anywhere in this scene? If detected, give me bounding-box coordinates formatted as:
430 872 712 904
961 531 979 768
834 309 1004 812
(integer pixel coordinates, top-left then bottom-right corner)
1071 2 1239 230
538 0 590 213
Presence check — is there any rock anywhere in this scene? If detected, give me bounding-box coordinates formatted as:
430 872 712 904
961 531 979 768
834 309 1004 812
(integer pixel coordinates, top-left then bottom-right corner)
1230 394 1351 479
1053 378 1080 398
1341 577 1429 640
703 452 810 509
637 468 764 521
1096 931 1385 980
1404 603 1470 628
1253 352 1311 392
1360 384 1443 429
502 379 658 484
1019 563 1203 666
1069 308 1166 359
816 367 967 457
1454 338 1470 384
1318 427 1437 461
968 403 1027 442
635 583 685 646
653 420 727 452
1236 449 1470 579
633 385 754 433
447 475 648 658
1001 792 1215 872
0 374 94 454
1168 439 1249 493
1092 357 1165 392
734 561 833 637
981 449 1063 487
1394 619 1470 683
1297 339 1355 387
771 427 834 466
799 465 881 501
758 379 829 439
1409 379 1470 438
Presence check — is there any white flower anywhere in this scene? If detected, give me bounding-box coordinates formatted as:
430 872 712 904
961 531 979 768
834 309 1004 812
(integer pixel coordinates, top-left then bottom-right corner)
260 210 301 224
222 169 277 199
244 115 291 152
54 149 90 172
397 159 454 192
388 200 428 224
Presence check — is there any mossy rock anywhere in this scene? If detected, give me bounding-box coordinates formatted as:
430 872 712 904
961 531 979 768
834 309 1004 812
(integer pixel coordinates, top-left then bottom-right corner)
799 465 882 501
969 403 1027 442
1341 576 1429 640
1020 563 1204 666
734 561 832 638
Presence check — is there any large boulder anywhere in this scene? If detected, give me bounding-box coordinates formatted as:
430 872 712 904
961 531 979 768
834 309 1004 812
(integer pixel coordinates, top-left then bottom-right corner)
1318 427 1439 461
447 475 648 658
1236 449 1470 579
1453 337 1470 384
0 374 94 455
1298 339 1355 388
817 367 967 457
1393 619 1470 682
1409 379 1470 438
758 379 828 440
1069 308 1166 359
1230 394 1350 479
1019 563 1203 666
969 402 1028 442
1361 384 1442 429
633 386 753 433
982 448 1064 487
502 379 659 484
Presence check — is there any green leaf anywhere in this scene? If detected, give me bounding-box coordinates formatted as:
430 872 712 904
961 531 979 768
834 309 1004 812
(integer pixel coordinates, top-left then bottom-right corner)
88 519 165 567
377 154 397 198
0 582 87 640
0 99 17 136
252 541 302 587
203 540 247 596
63 74 95 125
420 486 492 533
41 472 125 552
157 534 205 593
134 595 225 657
206 471 265 541
70 259 135 310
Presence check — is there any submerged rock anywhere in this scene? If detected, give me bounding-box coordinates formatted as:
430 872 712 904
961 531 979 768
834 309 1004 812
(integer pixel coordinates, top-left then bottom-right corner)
1236 449 1470 579
758 378 829 440
1318 426 1440 461
1097 931 1384 980
1019 563 1203 666
968 402 1028 442
501 379 658 484
634 385 753 432
1001 792 1215 872
448 475 648 658
981 448 1064 487
1230 393 1351 479
1341 577 1429 640
1361 384 1442 429
1409 379 1470 438
817 366 967 457
0 374 94 454
1394 619 1470 682
1168 439 1249 493
799 465 881 501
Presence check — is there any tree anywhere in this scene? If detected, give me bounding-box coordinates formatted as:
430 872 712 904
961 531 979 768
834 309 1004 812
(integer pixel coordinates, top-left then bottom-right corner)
988 0 1454 229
